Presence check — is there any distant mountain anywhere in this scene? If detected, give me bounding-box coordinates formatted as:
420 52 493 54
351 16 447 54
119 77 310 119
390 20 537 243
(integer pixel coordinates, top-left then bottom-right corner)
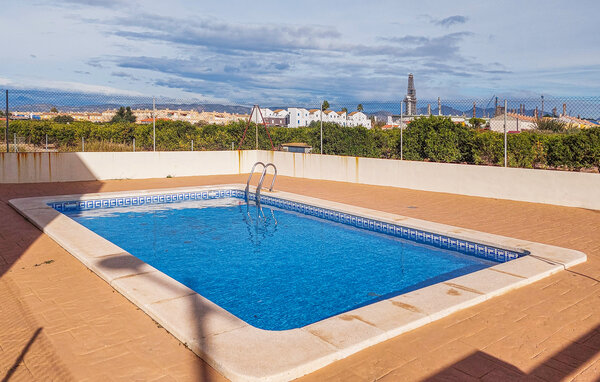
11 102 252 114
5 89 253 114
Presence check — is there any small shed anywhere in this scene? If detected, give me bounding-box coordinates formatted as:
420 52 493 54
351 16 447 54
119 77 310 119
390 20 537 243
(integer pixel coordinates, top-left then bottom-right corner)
280 142 312 153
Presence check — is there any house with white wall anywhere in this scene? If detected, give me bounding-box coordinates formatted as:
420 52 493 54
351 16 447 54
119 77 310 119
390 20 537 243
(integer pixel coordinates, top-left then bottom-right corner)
347 111 372 128
288 108 311 127
489 113 536 133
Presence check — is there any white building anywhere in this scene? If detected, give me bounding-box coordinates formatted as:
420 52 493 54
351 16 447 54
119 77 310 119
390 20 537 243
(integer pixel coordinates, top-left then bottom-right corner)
260 107 371 128
489 113 536 133
347 111 371 128
288 107 311 127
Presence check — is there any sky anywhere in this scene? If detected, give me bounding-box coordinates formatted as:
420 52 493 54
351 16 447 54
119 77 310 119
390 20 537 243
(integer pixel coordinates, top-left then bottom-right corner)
1 0 599 105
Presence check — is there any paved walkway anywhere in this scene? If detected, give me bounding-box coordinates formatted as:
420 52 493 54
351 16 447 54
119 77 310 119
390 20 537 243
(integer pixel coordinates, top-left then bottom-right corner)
0 175 599 381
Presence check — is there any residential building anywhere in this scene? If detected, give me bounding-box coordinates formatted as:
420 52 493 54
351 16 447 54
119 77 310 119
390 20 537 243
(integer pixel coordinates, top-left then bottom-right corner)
558 115 596 128
347 111 371 128
288 108 310 127
489 113 536 133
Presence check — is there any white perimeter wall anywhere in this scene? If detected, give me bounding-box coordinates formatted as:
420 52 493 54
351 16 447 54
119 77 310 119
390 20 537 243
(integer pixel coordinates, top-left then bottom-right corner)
255 151 600 210
1 150 599 210
0 151 258 183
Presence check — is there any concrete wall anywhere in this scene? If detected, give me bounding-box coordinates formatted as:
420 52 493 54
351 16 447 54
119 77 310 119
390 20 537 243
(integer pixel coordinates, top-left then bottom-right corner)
256 151 600 210
0 151 257 183
2 150 598 210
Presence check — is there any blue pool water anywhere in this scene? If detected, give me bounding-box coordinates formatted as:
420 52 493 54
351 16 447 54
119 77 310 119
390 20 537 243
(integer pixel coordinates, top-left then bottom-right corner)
64 198 498 330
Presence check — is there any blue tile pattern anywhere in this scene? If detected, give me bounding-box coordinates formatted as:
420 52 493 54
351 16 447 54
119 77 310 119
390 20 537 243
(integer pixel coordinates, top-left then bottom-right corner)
49 188 524 263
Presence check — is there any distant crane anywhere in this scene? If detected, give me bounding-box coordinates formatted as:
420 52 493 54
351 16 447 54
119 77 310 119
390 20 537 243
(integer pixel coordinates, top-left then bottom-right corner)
483 95 496 118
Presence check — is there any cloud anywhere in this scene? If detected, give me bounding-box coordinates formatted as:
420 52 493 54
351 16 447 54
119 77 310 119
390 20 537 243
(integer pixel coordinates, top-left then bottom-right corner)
2 78 143 96
76 10 519 102
434 15 468 27
355 32 474 61
111 71 139 80
43 0 124 8
105 14 340 54
380 35 429 45
86 58 104 68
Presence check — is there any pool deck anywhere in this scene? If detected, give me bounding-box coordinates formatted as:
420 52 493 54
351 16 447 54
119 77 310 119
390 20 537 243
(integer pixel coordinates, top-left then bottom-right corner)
1 174 599 381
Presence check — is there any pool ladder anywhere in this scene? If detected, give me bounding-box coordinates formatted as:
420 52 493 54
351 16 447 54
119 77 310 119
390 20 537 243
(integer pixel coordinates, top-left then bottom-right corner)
245 162 277 204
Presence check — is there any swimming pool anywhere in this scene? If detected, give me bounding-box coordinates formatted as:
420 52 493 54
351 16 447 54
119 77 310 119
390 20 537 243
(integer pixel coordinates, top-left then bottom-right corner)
10 185 586 382
62 196 501 330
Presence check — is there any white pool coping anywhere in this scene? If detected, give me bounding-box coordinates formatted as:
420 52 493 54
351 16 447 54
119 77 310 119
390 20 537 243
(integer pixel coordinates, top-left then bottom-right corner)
10 184 587 382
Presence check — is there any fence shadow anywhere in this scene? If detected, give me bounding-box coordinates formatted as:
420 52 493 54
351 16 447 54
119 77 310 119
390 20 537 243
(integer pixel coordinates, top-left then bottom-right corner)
425 324 600 381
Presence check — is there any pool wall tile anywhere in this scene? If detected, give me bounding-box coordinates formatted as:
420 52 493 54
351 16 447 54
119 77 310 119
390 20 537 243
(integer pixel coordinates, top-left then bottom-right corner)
49 188 525 263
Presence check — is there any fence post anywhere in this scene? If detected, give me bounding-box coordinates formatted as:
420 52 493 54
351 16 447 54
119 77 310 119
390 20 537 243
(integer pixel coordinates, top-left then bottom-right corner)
45 134 48 151
231 142 234 150
153 97 156 152
82 137 85 152
191 140 194 151
5 90 8 153
13 133 17 153
320 101 323 155
133 137 135 152
400 102 403 160
504 99 507 167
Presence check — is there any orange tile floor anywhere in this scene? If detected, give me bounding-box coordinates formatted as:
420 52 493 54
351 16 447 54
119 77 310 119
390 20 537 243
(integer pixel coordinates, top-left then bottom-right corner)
1 175 599 381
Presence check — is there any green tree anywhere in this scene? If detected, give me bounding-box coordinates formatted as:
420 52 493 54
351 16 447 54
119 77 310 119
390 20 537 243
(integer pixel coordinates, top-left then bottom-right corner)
111 106 137 123
534 118 565 132
468 117 486 129
341 107 348 113
357 104 364 112
50 107 58 113
321 100 329 111
53 115 75 123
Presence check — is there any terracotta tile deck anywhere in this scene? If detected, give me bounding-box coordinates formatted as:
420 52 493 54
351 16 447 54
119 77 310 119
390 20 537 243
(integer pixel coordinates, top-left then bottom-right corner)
0 174 599 381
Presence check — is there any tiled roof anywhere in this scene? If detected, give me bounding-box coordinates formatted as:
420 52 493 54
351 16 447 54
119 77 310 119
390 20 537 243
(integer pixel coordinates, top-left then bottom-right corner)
507 113 537 122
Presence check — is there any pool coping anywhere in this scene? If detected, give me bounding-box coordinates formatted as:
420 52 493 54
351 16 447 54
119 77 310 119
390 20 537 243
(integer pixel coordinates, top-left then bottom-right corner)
9 184 587 382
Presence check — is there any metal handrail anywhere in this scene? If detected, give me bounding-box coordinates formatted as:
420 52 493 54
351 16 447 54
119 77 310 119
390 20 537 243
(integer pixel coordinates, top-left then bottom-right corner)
245 161 266 201
256 163 277 203
258 163 277 192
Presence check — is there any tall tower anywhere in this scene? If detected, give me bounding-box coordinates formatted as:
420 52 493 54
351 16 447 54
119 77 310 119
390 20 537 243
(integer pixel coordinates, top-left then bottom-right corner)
403 73 417 116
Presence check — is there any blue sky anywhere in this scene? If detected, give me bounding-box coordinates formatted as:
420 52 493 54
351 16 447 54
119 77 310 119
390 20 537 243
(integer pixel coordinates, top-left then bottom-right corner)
1 0 599 104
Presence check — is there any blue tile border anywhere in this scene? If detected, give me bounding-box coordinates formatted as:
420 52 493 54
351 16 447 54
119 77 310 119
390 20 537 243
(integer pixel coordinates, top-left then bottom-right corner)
49 188 524 263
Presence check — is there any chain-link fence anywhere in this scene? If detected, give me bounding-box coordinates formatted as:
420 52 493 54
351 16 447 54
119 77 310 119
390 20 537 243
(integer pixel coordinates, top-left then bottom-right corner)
1 89 599 171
